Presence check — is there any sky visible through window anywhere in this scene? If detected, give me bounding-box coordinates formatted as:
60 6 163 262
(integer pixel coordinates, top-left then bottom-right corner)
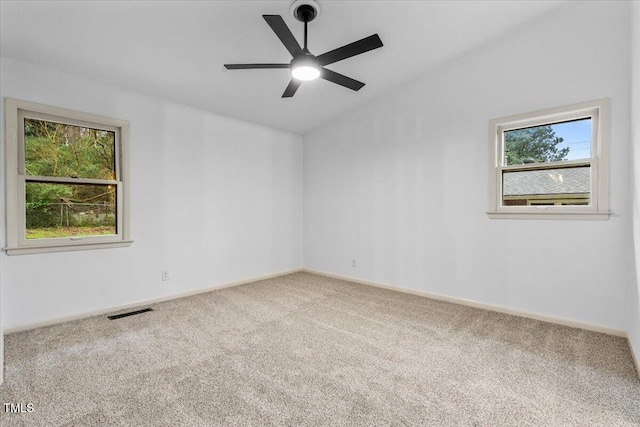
552 118 591 160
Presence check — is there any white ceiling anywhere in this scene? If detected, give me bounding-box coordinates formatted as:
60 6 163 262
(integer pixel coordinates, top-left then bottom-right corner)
0 1 566 135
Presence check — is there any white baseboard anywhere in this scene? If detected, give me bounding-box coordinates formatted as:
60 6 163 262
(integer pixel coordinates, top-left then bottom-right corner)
3 268 303 334
303 268 627 338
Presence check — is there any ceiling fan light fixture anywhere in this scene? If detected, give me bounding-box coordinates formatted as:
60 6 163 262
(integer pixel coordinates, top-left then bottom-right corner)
290 55 320 81
291 65 320 81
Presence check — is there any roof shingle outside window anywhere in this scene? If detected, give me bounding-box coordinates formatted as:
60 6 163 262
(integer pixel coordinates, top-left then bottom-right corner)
503 167 590 196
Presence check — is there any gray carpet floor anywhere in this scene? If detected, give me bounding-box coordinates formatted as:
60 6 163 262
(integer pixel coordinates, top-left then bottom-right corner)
0 272 638 426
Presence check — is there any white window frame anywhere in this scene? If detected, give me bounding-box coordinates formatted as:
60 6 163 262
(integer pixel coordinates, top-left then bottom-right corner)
4 98 132 254
487 98 610 220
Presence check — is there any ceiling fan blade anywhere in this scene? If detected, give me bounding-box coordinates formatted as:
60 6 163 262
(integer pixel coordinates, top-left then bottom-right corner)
224 64 290 70
321 68 365 91
263 15 302 58
316 34 383 66
282 79 302 98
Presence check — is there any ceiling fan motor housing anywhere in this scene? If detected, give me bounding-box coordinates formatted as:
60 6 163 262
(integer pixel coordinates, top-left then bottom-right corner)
290 0 320 22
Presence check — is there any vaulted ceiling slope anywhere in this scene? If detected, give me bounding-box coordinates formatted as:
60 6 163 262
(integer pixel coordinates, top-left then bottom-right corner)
0 1 565 135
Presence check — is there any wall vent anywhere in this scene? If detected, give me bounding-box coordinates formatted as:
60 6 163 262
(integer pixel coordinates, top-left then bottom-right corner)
108 308 153 320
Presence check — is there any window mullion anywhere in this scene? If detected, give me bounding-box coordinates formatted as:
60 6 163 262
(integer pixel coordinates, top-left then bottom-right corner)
500 159 591 173
24 176 119 185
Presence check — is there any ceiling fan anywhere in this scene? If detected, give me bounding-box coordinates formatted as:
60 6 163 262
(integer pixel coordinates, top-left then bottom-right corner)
224 0 383 98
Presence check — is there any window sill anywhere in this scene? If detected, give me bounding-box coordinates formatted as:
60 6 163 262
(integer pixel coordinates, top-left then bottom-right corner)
486 211 610 220
4 240 134 255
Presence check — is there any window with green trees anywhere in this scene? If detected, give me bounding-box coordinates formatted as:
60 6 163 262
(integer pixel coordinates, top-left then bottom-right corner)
24 118 117 239
4 98 131 254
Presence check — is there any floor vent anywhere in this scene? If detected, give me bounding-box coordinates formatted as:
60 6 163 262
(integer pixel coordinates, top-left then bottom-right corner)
108 308 153 320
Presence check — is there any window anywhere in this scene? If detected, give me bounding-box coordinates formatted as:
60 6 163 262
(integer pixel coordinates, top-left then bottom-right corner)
487 99 610 220
4 98 132 254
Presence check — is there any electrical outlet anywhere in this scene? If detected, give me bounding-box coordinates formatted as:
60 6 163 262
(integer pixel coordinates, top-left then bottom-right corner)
161 270 169 281
352 259 357 268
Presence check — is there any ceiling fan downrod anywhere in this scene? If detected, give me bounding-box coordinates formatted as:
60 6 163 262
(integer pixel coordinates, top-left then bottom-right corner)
294 3 317 51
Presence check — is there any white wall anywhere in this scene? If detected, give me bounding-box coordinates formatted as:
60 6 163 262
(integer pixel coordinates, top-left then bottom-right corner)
304 2 634 332
0 56 3 383
0 57 303 331
630 1 640 371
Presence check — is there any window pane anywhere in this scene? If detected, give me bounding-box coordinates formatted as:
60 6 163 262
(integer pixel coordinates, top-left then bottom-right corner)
26 182 116 239
24 118 116 179
504 118 591 166
502 165 590 206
